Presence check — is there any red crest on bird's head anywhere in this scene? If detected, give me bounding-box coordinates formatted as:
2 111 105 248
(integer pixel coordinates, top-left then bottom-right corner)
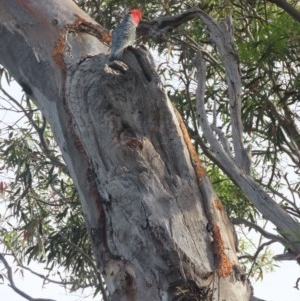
129 9 143 24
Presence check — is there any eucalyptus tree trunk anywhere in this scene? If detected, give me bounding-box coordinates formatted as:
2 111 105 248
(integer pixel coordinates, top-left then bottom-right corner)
0 1 253 300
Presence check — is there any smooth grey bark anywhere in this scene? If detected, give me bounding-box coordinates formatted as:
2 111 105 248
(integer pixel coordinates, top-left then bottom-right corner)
0 1 252 300
194 12 300 257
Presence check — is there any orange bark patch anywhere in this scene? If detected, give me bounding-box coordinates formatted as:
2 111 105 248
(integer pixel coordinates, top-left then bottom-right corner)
53 29 67 71
175 110 206 180
212 224 233 277
214 198 223 211
212 224 224 250
53 16 111 69
218 250 233 277
73 15 111 44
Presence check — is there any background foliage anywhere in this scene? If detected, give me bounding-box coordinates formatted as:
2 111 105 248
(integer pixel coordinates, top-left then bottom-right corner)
0 0 299 299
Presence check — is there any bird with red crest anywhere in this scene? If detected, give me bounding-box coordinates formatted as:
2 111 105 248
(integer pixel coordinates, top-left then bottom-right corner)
109 9 143 61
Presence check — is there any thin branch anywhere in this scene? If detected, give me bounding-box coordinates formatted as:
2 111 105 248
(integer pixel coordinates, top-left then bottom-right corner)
231 217 288 245
17 264 75 286
205 17 244 165
195 50 238 175
268 0 300 22
57 233 109 301
261 183 300 217
273 251 300 261
294 277 300 290
0 87 68 175
247 240 276 278
0 253 57 301
211 124 232 157
265 96 300 158
211 97 232 157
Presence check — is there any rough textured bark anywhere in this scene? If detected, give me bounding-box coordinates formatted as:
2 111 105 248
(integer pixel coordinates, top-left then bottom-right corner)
141 6 300 261
0 1 253 300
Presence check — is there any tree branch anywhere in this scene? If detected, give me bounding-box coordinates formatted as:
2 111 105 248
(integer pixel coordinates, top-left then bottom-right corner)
0 86 68 175
231 217 288 245
268 0 300 22
247 240 276 277
57 233 109 301
195 39 300 256
17 265 75 286
0 253 57 301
